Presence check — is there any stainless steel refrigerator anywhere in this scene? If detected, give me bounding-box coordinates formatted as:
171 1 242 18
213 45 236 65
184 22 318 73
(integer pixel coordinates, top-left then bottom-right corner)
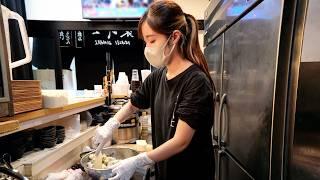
204 0 319 179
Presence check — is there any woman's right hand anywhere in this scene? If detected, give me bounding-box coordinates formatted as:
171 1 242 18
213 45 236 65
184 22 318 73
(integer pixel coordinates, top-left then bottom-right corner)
92 117 120 148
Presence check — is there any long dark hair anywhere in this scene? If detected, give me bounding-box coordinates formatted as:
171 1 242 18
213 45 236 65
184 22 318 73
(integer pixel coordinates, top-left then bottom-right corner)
138 0 214 88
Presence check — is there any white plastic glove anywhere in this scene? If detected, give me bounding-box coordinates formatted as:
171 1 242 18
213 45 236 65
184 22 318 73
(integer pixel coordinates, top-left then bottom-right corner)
109 152 154 180
65 169 84 180
92 117 120 148
46 169 83 180
46 170 69 180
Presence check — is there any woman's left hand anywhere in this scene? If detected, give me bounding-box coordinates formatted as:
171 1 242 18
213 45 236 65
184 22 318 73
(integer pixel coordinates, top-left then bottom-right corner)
109 152 154 180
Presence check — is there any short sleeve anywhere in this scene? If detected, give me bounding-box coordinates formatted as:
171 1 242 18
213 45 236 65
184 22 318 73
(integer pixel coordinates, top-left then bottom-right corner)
175 73 214 130
130 69 162 109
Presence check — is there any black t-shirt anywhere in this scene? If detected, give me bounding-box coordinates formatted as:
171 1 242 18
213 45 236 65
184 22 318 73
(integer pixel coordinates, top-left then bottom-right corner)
131 65 215 180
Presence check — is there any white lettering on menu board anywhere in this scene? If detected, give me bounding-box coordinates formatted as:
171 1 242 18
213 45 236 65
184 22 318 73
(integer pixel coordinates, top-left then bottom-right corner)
115 40 131 46
92 30 134 46
77 31 83 41
65 31 71 45
120 31 134 38
59 31 64 40
95 40 112 46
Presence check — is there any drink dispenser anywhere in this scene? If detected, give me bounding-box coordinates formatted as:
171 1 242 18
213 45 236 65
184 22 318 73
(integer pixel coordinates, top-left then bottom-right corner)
1 5 31 79
0 5 35 117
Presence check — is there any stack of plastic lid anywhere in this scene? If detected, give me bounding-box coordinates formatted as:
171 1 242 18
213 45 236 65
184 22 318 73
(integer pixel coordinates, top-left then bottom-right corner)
56 126 65 144
38 126 56 148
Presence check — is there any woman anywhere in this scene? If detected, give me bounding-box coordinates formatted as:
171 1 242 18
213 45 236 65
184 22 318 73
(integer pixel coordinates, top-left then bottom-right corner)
93 1 215 179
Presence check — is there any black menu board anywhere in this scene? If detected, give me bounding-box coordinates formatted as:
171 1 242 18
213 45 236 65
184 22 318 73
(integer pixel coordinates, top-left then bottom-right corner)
58 30 137 48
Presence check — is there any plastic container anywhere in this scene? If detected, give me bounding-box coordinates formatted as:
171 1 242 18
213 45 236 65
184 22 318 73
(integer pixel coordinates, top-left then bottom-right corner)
112 72 130 96
136 140 147 152
139 112 149 141
41 90 69 108
94 85 103 97
55 114 81 139
112 83 130 96
117 72 129 84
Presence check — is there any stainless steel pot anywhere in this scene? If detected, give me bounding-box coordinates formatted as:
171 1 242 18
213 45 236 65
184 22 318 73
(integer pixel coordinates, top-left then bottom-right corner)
80 147 139 179
0 153 28 180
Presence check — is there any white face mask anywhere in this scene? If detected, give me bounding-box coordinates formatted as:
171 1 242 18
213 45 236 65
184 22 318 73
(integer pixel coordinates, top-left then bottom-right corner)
144 35 175 68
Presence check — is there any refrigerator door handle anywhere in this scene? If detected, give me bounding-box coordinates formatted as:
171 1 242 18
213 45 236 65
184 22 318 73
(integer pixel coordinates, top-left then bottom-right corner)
216 149 225 180
221 95 228 146
213 92 220 141
218 93 227 146
216 92 220 102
